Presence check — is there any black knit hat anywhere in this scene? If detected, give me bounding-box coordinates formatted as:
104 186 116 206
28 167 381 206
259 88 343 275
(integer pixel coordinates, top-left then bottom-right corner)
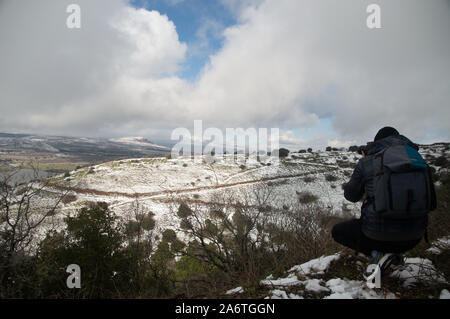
374 126 399 142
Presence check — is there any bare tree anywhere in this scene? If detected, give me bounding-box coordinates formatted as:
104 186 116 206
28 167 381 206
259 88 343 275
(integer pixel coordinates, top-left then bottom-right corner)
172 182 340 293
173 183 278 289
0 167 67 297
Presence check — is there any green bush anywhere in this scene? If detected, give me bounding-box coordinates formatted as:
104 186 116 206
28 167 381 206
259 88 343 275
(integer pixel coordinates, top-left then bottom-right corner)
297 191 319 204
15 202 173 298
177 202 193 218
303 176 316 183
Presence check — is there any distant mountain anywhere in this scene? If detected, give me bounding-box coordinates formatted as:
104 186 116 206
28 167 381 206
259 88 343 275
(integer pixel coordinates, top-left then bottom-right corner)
109 136 169 150
0 132 170 164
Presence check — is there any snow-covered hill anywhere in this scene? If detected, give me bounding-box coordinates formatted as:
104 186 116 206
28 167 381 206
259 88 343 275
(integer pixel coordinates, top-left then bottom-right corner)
52 143 449 228
34 143 450 298
109 136 169 150
50 150 363 233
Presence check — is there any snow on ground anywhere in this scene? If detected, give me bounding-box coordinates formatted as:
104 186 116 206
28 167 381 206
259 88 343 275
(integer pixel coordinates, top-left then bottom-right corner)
426 236 450 255
32 145 446 254
18 145 449 298
36 151 363 245
324 278 395 299
230 252 448 299
259 253 396 299
288 254 340 276
109 136 169 150
226 286 244 295
390 258 447 287
440 289 450 299
56 151 361 217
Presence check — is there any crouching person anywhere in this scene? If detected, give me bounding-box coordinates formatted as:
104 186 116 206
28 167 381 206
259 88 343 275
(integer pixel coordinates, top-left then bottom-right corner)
332 127 436 274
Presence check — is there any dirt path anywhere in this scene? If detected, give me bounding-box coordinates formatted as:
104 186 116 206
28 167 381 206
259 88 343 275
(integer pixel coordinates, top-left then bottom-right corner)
51 166 338 203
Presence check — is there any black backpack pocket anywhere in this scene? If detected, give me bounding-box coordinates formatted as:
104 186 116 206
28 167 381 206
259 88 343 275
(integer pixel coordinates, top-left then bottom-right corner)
383 170 430 219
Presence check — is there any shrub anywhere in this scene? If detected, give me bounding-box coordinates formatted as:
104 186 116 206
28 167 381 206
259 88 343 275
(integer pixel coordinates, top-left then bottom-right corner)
140 212 156 231
434 156 449 168
177 202 193 218
303 176 316 183
348 145 358 152
297 191 319 204
125 220 141 237
274 148 290 158
325 174 338 182
61 194 77 204
162 229 177 242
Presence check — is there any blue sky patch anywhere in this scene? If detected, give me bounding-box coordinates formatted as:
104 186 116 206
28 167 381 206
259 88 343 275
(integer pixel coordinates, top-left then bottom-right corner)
130 0 237 80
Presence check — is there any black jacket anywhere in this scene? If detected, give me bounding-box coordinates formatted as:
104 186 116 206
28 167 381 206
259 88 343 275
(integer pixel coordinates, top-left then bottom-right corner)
344 135 419 204
343 134 435 241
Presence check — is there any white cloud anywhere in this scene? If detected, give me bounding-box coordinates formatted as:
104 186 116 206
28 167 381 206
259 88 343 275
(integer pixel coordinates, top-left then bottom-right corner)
111 7 187 77
0 0 188 136
191 0 450 144
165 0 185 6
0 0 449 147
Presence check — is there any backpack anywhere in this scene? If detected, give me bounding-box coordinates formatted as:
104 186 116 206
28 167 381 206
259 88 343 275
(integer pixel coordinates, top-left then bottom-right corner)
363 144 437 241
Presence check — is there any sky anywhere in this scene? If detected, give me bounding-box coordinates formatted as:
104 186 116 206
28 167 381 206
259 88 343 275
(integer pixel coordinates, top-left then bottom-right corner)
0 0 449 150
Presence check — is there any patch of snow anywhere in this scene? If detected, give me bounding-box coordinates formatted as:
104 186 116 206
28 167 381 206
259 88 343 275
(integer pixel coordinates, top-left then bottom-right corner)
390 258 447 287
261 273 302 287
303 279 329 293
288 253 340 276
426 236 450 255
267 289 290 299
288 293 304 299
325 278 395 299
440 289 450 299
226 286 244 295
109 136 169 150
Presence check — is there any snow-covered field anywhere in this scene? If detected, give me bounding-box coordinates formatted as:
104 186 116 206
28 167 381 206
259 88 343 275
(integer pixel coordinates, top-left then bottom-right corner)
37 151 355 245
20 143 450 298
49 143 448 229
38 144 448 240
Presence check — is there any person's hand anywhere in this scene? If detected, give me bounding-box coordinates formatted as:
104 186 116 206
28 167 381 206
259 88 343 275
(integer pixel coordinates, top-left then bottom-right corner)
361 151 366 158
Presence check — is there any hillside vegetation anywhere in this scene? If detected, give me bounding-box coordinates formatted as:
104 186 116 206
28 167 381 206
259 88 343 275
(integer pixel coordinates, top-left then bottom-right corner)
1 144 449 298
